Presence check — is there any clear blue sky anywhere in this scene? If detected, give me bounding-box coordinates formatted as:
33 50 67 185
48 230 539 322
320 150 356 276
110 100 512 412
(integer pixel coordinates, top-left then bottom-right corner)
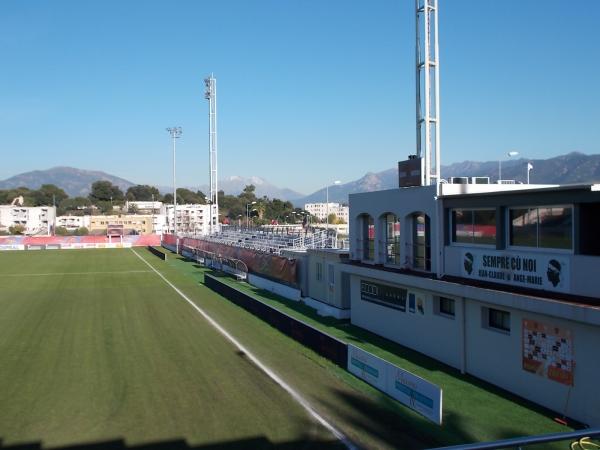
1 0 598 194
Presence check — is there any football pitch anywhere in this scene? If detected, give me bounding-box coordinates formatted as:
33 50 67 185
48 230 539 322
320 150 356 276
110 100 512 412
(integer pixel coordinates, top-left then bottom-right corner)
0 248 573 450
0 249 345 450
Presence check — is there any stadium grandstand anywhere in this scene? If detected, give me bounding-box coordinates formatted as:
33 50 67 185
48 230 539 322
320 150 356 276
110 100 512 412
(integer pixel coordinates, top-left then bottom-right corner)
181 225 345 255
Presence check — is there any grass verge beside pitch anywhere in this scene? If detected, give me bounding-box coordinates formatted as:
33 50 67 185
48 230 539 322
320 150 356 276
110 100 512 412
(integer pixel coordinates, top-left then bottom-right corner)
150 249 573 450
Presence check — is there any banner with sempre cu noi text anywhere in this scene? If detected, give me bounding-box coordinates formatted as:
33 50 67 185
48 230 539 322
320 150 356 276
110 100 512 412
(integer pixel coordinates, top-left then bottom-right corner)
461 249 570 293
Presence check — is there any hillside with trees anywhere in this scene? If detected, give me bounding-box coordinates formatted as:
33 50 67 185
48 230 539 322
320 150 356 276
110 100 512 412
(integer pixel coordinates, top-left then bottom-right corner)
0 182 317 226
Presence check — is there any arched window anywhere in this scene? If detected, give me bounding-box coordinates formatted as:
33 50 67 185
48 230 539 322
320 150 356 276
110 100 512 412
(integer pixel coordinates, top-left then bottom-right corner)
412 212 431 271
384 213 401 265
358 214 375 261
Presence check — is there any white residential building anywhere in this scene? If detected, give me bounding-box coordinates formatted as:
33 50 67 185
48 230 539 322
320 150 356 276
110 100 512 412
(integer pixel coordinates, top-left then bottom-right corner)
163 204 214 236
0 206 56 235
304 202 349 223
125 201 163 214
56 215 91 232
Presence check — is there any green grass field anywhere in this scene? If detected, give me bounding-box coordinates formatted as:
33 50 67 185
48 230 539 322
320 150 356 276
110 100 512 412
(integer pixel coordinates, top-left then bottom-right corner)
0 249 342 450
0 248 574 450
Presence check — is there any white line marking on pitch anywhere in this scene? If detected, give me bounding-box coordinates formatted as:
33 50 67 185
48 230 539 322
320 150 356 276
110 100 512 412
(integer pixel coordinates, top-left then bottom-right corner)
131 249 355 449
0 270 153 277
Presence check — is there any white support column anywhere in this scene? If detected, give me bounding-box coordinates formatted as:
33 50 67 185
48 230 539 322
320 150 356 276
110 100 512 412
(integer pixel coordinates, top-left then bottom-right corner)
204 75 218 234
416 0 441 186
166 127 182 253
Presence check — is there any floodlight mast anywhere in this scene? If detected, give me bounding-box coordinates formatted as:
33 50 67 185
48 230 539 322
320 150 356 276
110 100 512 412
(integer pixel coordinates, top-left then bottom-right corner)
204 74 218 235
166 126 182 253
415 0 441 186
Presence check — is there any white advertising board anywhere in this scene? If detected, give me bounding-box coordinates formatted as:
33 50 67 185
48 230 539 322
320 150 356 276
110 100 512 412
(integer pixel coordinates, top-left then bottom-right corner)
347 343 388 391
0 244 25 251
461 249 570 293
59 243 132 250
347 344 443 424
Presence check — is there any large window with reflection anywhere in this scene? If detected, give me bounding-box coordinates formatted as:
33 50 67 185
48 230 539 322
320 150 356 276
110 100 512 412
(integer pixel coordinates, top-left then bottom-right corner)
385 214 401 265
412 213 431 271
361 215 375 260
452 209 497 245
510 206 572 250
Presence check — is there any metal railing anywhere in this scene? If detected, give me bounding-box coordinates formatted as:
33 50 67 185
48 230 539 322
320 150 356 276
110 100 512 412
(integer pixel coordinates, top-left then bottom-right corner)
182 245 248 280
428 428 600 450
354 239 375 261
181 227 340 255
405 242 432 271
380 239 401 265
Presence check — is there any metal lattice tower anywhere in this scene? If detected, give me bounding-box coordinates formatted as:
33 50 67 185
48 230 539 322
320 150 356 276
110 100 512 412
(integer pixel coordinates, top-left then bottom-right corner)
166 126 182 252
416 0 441 185
204 74 218 233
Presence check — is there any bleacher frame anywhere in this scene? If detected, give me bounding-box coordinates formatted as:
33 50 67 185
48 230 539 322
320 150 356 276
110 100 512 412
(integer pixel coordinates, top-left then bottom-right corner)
181 226 337 255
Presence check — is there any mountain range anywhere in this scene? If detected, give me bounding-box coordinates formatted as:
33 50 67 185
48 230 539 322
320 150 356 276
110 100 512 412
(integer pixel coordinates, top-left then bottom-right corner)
1 152 599 205
298 152 600 205
0 167 135 198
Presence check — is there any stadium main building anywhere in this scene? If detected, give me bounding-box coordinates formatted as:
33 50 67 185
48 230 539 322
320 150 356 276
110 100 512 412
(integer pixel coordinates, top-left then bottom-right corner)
341 181 600 427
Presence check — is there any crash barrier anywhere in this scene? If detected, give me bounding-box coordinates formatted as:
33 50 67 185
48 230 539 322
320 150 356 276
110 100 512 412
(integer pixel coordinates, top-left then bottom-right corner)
147 246 166 260
204 273 347 368
163 234 297 286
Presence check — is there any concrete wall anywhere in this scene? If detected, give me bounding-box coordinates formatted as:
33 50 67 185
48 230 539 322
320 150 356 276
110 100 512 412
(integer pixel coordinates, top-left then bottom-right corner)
349 274 463 370
345 264 600 426
281 249 308 296
570 254 600 298
248 273 301 301
306 249 351 310
464 300 600 426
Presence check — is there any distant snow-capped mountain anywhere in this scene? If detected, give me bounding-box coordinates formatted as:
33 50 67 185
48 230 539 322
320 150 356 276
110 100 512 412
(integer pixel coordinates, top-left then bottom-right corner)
292 152 600 206
198 175 305 201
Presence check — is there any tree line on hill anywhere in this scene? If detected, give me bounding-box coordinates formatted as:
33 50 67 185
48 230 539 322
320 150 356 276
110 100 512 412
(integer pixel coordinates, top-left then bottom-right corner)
0 181 206 216
0 181 342 228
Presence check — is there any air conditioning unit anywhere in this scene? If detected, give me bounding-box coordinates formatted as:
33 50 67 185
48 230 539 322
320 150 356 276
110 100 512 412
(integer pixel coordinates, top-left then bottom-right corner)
497 180 516 185
450 177 469 184
471 177 490 184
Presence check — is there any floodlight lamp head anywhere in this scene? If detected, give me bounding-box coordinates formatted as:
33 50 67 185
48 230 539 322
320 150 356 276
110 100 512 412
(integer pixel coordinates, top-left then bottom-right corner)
166 127 182 138
508 151 519 157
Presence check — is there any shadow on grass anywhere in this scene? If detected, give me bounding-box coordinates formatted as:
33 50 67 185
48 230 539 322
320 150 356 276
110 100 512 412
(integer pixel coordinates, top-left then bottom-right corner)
0 436 346 450
206 271 577 428
320 387 477 450
323 387 572 450
174 261 581 449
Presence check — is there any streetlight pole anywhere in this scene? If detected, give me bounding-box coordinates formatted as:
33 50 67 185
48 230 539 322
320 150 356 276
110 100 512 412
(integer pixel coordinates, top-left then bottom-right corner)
527 162 533 184
151 193 155 234
166 127 182 253
499 151 519 183
246 201 256 228
326 180 341 230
